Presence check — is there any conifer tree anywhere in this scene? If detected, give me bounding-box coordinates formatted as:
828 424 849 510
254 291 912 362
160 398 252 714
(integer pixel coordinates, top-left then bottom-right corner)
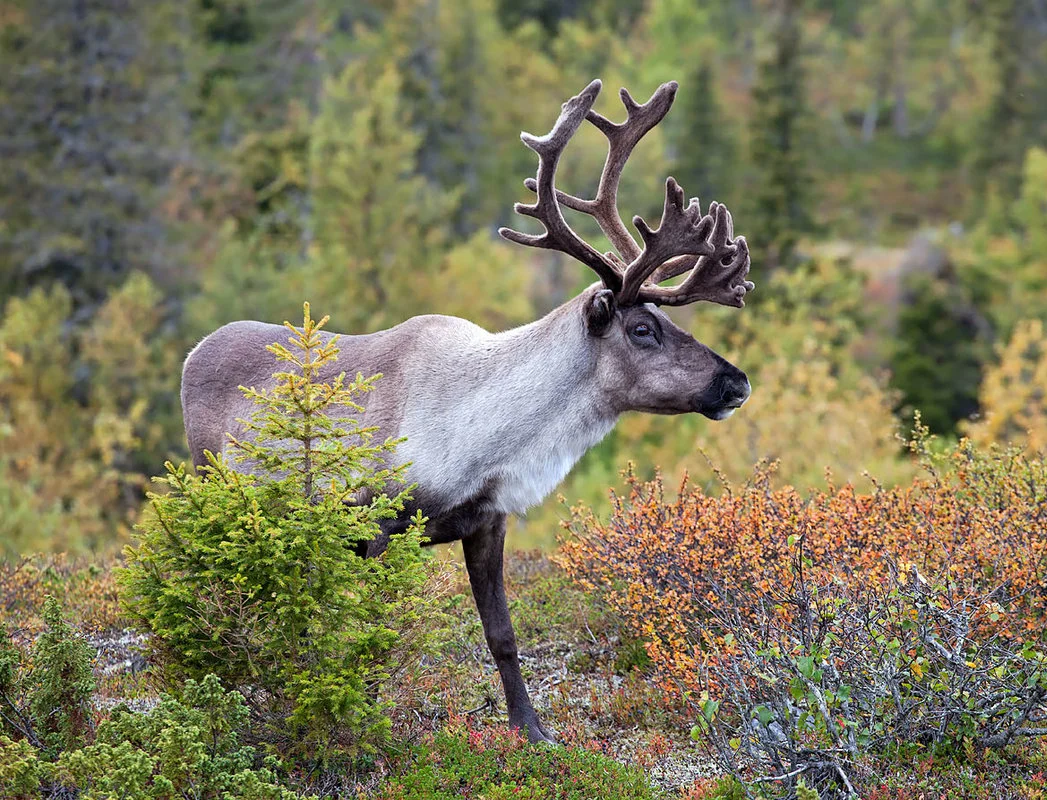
745 0 813 272
307 62 456 330
29 598 95 756
189 0 351 148
671 58 737 208
385 0 559 234
121 305 442 762
970 0 1029 202
888 272 991 436
0 0 191 308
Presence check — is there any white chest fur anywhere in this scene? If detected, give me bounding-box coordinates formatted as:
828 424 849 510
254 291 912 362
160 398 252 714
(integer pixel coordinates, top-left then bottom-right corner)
393 315 617 517
397 388 617 516
487 412 617 514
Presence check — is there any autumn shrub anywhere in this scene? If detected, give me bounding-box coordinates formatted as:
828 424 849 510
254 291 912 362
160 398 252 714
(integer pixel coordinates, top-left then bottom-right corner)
557 432 1047 795
690 562 1046 798
0 555 121 633
0 274 181 556
119 305 449 765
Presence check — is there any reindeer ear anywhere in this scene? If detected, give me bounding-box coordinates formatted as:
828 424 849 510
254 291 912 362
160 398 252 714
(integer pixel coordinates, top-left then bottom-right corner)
584 289 617 336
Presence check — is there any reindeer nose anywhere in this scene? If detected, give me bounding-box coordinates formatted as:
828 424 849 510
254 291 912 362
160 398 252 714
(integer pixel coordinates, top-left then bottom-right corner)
722 370 751 408
694 364 751 420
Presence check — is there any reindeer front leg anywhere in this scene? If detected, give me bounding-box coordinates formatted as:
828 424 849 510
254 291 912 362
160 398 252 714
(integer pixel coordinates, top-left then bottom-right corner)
463 514 555 744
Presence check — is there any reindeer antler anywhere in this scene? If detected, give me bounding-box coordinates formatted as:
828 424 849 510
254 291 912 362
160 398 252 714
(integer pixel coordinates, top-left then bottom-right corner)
498 80 623 293
622 188 754 308
522 82 678 263
501 79 754 308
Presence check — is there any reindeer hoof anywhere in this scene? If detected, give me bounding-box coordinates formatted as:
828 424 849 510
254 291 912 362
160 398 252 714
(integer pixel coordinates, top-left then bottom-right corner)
515 715 557 745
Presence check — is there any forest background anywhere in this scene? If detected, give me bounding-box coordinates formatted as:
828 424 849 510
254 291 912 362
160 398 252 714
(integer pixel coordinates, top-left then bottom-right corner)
2 0 1046 557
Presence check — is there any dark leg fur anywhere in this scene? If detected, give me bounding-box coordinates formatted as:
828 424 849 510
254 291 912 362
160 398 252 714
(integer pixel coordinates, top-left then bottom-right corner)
462 514 554 744
368 502 552 743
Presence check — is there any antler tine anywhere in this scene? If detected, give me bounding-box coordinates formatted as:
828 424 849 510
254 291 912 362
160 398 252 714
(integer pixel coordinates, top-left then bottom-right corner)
616 178 719 306
499 80 624 292
522 82 679 264
635 205 755 309
644 202 727 284
644 202 734 286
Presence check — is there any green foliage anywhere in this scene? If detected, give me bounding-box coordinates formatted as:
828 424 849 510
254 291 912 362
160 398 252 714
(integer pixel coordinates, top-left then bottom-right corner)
0 671 308 800
889 269 992 435
0 596 96 756
961 147 1047 337
188 0 355 149
795 779 820 800
0 624 32 745
374 725 660 799
613 637 653 676
30 597 95 756
0 0 190 306
120 305 444 764
0 735 44 800
307 60 456 330
53 675 304 800
969 0 1036 201
2 0 1046 568
889 148 1047 438
0 273 180 556
670 58 738 207
745 0 814 271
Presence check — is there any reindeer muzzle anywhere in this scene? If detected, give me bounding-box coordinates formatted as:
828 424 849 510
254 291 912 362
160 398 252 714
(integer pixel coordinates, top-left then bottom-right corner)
693 367 751 420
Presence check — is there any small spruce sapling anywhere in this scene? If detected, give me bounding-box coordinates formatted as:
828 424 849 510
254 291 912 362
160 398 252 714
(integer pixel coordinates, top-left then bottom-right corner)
121 304 441 763
29 597 95 756
1 598 95 754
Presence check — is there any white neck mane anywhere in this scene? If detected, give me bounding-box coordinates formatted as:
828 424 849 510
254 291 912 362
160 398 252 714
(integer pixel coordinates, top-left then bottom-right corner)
394 301 619 515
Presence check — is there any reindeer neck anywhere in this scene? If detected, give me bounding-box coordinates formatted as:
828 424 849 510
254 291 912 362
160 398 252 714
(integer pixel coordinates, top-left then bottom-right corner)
395 292 619 516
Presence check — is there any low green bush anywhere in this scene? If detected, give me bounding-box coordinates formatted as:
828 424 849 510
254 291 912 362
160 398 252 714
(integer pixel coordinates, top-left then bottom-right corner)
1 596 94 757
1 597 304 799
374 725 660 800
51 675 305 800
0 677 308 799
119 306 447 765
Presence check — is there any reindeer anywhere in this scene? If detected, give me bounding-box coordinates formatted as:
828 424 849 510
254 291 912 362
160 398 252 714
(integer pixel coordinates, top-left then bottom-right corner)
180 79 754 743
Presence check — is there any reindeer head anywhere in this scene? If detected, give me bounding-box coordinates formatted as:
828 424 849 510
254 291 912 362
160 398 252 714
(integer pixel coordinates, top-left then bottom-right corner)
500 79 754 420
